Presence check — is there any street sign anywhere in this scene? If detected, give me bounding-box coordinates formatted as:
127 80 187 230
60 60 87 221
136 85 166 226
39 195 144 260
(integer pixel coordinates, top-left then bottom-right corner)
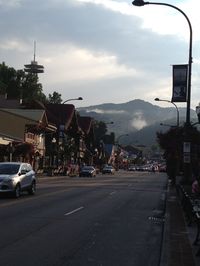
183 153 190 163
183 142 191 153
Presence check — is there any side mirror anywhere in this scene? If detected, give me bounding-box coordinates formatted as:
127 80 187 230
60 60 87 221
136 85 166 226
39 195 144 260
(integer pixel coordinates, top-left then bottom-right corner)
20 169 27 175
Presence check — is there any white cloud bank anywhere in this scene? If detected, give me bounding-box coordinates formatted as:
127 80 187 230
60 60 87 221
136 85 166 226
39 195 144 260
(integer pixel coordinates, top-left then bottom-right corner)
0 0 199 110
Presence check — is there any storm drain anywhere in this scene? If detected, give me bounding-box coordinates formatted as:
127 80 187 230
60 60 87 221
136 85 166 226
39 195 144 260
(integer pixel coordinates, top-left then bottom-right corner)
148 215 165 224
148 209 165 224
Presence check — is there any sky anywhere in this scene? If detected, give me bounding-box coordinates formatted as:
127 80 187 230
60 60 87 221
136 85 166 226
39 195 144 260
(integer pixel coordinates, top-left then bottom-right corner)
0 0 200 111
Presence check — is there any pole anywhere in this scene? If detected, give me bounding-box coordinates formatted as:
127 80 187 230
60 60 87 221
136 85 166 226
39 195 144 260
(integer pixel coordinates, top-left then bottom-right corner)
155 98 179 127
116 134 129 145
132 1 192 125
149 2 192 125
132 0 193 183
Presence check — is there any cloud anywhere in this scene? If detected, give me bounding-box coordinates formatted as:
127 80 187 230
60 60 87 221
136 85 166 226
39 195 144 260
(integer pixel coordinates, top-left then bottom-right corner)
130 111 147 130
40 44 140 86
0 39 29 52
86 108 127 114
0 0 22 9
77 0 132 15
0 0 199 110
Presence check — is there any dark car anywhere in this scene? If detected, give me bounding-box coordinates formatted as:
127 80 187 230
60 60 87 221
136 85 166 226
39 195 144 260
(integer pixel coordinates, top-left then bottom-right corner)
79 166 96 177
102 165 115 174
0 162 36 198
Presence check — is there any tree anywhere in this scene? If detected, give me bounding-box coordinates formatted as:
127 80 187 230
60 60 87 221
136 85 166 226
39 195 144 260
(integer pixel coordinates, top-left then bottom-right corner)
0 62 17 95
48 92 62 104
157 126 184 183
157 125 200 184
0 62 47 103
94 121 107 143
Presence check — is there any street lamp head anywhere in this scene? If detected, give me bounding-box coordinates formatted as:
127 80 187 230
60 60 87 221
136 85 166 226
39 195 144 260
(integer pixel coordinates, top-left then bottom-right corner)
154 98 160 101
196 104 200 123
196 105 200 114
62 97 83 104
132 0 148 6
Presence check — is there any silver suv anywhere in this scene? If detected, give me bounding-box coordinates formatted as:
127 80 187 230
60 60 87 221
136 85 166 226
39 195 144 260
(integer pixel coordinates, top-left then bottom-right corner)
0 162 36 198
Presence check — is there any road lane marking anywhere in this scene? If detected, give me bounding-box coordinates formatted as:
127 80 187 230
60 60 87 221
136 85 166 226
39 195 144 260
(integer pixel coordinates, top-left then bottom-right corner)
64 206 84 216
0 189 71 208
109 191 117 196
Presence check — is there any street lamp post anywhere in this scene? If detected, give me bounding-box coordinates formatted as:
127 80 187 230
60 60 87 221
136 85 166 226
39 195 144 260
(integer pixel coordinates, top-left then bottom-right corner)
105 121 114 125
160 123 177 128
62 97 83 104
154 98 179 127
132 0 192 126
115 134 129 170
132 0 193 183
60 97 83 165
116 134 129 145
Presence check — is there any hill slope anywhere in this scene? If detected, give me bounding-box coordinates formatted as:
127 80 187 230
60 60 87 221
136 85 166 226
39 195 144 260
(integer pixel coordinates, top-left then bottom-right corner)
78 99 197 147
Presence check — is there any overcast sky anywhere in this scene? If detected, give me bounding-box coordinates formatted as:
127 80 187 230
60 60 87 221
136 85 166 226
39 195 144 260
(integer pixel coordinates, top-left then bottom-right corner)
0 0 199 111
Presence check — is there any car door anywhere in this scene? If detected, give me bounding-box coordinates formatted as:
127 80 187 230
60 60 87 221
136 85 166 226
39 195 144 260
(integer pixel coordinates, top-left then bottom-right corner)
24 164 34 188
19 163 28 189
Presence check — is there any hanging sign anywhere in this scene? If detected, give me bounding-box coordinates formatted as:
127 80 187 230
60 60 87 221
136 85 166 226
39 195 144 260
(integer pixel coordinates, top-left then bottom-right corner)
183 142 191 153
171 64 188 102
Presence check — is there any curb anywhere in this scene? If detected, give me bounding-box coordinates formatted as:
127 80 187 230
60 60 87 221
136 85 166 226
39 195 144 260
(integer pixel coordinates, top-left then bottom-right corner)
160 183 170 266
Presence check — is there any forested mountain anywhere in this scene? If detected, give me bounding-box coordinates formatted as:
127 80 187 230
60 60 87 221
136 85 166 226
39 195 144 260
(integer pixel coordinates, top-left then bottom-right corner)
78 99 198 147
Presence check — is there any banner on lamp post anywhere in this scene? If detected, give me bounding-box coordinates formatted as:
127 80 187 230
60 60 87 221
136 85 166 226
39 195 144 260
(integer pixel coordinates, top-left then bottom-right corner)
171 64 188 102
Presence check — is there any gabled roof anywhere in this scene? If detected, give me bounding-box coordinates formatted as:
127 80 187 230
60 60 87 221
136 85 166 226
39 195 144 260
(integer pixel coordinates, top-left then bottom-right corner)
0 108 56 132
46 104 77 130
0 108 47 123
24 99 46 110
78 116 93 135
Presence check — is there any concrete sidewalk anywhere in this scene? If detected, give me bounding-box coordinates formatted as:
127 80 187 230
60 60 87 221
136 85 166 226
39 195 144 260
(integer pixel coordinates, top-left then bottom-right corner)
161 183 200 266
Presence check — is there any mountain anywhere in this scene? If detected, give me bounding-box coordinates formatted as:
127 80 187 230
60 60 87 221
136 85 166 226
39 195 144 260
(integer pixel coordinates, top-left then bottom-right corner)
78 99 197 147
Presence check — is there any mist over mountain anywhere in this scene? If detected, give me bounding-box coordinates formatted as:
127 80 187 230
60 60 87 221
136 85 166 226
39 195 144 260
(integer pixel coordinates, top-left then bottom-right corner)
78 99 197 147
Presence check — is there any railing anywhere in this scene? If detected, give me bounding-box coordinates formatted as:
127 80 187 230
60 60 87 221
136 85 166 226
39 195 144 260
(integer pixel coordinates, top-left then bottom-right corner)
176 184 200 256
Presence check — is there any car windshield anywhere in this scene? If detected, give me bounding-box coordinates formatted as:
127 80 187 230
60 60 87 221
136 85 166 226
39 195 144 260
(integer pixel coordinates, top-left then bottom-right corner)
0 164 20 175
83 166 93 170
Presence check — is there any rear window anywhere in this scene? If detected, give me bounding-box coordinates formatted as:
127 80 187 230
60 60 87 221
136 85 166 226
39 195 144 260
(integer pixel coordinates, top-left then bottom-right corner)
83 167 93 170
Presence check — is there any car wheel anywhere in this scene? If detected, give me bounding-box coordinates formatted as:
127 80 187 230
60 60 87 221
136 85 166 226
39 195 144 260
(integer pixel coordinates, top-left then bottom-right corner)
14 184 21 198
28 181 36 195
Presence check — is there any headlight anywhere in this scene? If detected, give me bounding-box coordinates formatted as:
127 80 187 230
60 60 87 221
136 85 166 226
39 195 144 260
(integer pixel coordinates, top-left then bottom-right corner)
3 178 13 184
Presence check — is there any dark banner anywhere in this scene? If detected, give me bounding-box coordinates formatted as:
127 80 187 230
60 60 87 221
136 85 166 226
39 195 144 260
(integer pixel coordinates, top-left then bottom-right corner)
171 64 188 102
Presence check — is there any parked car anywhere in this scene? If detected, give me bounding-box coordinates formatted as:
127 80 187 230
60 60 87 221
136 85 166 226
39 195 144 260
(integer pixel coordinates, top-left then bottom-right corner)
128 165 136 171
102 165 115 174
159 164 166 172
79 166 96 177
0 162 36 198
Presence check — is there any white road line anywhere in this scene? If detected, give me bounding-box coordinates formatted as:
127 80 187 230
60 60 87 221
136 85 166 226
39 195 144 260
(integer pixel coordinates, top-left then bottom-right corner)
64 206 84 216
110 191 117 196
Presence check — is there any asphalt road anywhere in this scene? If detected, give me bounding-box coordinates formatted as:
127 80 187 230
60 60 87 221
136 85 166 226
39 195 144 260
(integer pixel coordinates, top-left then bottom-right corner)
0 170 168 266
